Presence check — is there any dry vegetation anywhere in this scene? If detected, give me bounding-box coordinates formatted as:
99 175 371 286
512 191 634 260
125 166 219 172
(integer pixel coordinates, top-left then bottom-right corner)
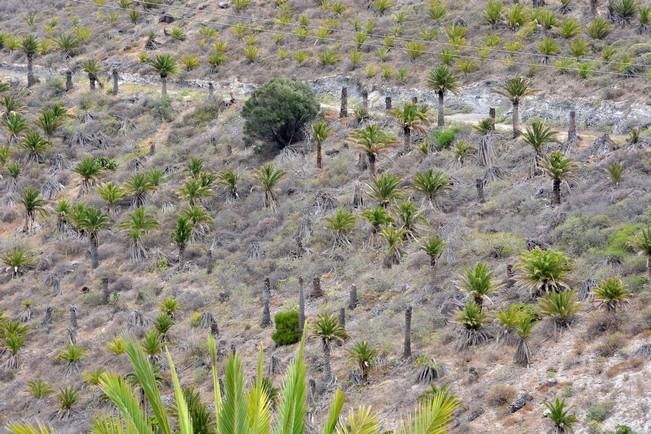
0 0 650 433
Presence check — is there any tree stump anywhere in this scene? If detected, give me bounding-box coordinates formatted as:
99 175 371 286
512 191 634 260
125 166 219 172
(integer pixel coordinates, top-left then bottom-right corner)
42 306 53 327
208 82 215 99
339 87 348 118
489 107 496 130
65 70 73 92
403 305 412 359
262 278 271 328
311 277 323 298
348 284 358 310
352 181 365 208
476 178 486 203
385 96 392 111
361 89 369 113
128 310 146 330
298 277 306 334
564 110 577 153
338 307 346 329
112 69 119 95
411 96 418 104
101 277 110 304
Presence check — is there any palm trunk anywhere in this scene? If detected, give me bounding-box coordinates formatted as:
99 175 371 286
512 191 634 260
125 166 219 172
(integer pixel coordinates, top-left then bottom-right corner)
403 126 411 151
368 153 376 177
512 100 520 138
323 340 332 383
316 141 322 169
646 256 651 280
591 0 598 16
298 278 305 334
552 178 561 205
402 305 412 359
437 91 445 128
27 55 34 87
90 234 99 269
178 244 185 263
430 256 437 268
89 74 95 91
161 76 167 98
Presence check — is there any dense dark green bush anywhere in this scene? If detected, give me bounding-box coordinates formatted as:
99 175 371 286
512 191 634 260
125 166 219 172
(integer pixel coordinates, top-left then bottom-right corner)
271 310 300 346
430 127 458 149
242 78 319 151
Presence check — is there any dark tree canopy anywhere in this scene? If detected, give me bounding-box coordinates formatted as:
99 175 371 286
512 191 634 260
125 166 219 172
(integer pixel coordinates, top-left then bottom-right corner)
242 78 319 151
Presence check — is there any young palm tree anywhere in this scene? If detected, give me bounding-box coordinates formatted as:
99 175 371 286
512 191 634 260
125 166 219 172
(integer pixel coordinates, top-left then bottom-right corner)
172 216 193 262
36 107 65 138
82 59 103 91
538 290 580 333
458 262 499 310
186 157 204 178
348 341 378 382
312 313 348 383
20 187 47 233
311 120 330 169
381 225 405 268
54 199 71 233
179 178 212 206
325 208 356 249
631 227 651 278
97 182 126 214
421 236 445 268
181 205 213 241
254 164 285 210
521 120 559 174
119 207 160 263
73 158 103 196
348 124 398 176
544 398 578 433
21 35 39 87
456 302 490 350
2 247 34 278
368 173 403 208
150 54 178 97
391 102 430 150
413 169 451 208
75 205 110 269
516 247 573 297
125 173 154 208
3 112 28 145
3 325 26 370
594 277 629 312
427 65 458 127
540 151 575 205
20 131 50 164
7 160 21 190
362 207 393 235
496 77 538 137
217 169 239 200
395 200 423 240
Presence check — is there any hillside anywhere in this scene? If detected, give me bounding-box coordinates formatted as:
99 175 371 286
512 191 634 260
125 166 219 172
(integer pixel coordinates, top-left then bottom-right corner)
0 0 650 433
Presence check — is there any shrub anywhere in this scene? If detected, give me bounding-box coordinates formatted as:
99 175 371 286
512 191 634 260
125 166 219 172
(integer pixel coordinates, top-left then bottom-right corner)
485 384 516 407
242 79 319 151
587 400 614 422
271 310 300 346
430 127 458 149
595 332 625 357
587 18 612 39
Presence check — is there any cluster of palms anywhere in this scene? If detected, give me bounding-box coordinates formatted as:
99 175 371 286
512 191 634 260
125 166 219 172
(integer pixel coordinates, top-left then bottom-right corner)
454 247 632 367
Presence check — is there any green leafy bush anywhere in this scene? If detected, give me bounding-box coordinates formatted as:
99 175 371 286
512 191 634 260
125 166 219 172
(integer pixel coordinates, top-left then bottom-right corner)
242 79 319 151
272 310 300 346
430 127 458 149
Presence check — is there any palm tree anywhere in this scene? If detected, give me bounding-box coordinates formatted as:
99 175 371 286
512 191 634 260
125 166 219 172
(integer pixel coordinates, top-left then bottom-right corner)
54 199 71 233
368 173 403 208
513 314 535 367
395 200 423 240
456 302 490 350
21 35 39 87
392 102 429 150
594 277 629 312
119 208 160 263
75 205 110 269
172 216 193 262
325 208 356 249
312 313 347 383
348 341 378 382
179 178 212 206
20 187 47 233
254 164 285 210
544 398 578 433
496 77 538 138
20 131 50 164
349 124 398 176
516 247 573 297
217 169 239 200
1 95 25 116
181 205 213 241
73 158 103 196
82 59 103 91
458 262 499 310
150 54 178 97
125 173 154 208
631 227 651 279
540 151 575 205
381 225 405 268
428 65 458 127
521 120 559 174
36 107 64 138
311 120 330 169
413 169 451 208
97 182 126 214
2 247 34 278
362 207 393 236
186 157 204 178
421 236 445 268
3 112 28 145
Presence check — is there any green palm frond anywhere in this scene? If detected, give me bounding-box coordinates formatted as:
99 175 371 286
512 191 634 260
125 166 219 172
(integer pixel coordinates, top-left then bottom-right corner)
348 124 398 154
7 422 56 434
165 349 193 434
391 102 429 131
273 330 307 434
496 76 537 103
335 405 380 434
151 54 178 77
368 173 403 207
397 387 459 434
540 151 575 181
521 120 558 153
427 65 458 95
246 350 271 434
98 372 154 434
321 389 345 434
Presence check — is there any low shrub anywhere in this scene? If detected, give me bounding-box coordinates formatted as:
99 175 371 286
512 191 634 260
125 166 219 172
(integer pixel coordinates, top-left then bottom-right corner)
272 310 300 346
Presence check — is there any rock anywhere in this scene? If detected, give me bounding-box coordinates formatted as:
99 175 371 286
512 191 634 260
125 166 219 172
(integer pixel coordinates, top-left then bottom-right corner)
466 406 484 421
159 14 175 24
468 367 479 384
589 134 617 156
218 1 230 8
509 393 533 413
452 16 466 26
